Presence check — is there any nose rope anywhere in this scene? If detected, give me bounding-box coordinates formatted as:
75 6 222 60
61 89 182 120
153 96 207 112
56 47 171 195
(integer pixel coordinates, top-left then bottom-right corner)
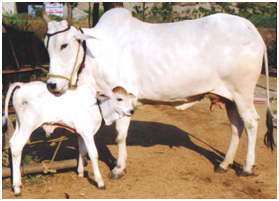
47 27 86 89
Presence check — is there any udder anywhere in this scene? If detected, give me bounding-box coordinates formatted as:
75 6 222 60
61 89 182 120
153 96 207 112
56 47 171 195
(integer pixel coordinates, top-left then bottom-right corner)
42 121 77 137
205 93 227 112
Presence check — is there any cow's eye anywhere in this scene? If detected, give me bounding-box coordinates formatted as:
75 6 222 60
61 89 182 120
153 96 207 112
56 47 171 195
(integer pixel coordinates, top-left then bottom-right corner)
117 98 123 102
61 44 68 50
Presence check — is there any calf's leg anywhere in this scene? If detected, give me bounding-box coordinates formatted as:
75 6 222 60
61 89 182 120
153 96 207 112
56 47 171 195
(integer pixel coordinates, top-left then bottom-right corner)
77 135 87 177
10 128 33 196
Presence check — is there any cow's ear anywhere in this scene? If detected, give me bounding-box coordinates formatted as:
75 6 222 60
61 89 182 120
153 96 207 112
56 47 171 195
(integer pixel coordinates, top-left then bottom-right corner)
74 32 98 41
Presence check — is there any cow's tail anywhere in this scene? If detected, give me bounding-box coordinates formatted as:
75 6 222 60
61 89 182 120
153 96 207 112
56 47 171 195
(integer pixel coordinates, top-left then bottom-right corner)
3 82 23 129
263 46 275 151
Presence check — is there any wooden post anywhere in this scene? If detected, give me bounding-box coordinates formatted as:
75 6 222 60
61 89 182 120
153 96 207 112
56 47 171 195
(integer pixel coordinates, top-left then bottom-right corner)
7 35 21 70
103 2 123 12
2 159 79 178
93 2 100 27
143 2 145 22
88 2 91 28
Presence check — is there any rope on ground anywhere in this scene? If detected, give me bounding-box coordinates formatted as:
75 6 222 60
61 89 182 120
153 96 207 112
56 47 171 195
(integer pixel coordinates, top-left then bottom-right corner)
3 135 73 150
3 130 77 174
42 135 64 174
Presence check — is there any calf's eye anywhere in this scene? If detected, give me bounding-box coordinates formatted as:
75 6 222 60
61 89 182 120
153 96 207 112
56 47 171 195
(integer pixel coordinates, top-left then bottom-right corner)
61 43 68 50
117 98 123 102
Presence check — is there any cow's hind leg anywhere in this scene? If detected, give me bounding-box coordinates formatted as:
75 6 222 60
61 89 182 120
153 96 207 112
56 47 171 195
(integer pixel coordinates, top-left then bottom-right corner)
231 94 260 176
110 116 131 180
237 102 260 176
216 101 244 173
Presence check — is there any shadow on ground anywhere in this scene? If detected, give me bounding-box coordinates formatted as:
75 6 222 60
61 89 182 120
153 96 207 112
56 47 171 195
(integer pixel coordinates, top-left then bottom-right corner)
18 120 242 176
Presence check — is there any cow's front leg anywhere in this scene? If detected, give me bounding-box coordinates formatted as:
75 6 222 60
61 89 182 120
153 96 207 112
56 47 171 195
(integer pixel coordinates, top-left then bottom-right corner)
110 116 131 180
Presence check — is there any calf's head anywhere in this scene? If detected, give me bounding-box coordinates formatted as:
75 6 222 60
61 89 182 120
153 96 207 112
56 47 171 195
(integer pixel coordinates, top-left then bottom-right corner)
98 86 136 125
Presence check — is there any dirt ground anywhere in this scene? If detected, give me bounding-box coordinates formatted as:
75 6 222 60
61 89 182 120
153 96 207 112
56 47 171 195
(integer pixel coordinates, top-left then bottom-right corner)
2 74 277 199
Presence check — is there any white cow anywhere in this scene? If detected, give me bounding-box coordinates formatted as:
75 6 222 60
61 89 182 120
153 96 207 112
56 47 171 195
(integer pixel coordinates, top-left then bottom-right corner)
3 81 135 196
42 8 275 179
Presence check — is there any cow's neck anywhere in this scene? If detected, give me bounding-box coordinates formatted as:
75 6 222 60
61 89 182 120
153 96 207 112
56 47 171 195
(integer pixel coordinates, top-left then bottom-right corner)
78 56 110 92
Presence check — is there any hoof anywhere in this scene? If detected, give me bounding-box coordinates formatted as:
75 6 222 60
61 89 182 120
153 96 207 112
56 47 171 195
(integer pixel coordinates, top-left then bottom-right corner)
83 158 88 167
13 186 21 197
99 186 106 190
14 192 21 197
238 170 252 177
110 173 124 180
214 166 227 173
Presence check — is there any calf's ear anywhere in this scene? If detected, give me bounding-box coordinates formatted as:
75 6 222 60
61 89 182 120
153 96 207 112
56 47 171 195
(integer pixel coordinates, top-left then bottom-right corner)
129 93 137 107
96 91 111 100
112 86 127 95
128 93 136 99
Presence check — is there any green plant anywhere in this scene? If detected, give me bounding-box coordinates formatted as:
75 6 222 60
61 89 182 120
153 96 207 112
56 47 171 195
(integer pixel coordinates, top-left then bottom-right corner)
99 9 105 18
150 3 173 21
216 2 235 14
2 183 11 189
2 11 31 31
48 14 63 21
176 9 192 21
237 2 256 18
84 8 105 19
132 5 148 19
24 174 44 184
31 5 42 17
22 150 41 165
248 15 277 28
23 173 53 185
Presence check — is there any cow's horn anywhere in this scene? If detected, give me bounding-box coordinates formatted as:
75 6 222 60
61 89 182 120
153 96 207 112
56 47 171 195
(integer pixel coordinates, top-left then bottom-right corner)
67 3 72 25
42 4 53 25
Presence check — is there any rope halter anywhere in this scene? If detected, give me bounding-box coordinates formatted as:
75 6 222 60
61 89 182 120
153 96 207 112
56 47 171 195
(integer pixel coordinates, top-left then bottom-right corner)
46 27 86 89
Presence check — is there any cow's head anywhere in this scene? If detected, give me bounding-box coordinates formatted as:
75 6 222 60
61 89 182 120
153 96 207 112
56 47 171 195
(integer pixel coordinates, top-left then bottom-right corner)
97 86 136 125
43 4 94 96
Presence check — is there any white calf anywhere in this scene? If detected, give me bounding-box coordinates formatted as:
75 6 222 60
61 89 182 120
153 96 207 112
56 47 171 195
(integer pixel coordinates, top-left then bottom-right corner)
3 81 135 196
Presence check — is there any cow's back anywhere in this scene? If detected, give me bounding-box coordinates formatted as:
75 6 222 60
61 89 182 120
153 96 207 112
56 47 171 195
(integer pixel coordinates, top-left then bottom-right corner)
86 9 265 102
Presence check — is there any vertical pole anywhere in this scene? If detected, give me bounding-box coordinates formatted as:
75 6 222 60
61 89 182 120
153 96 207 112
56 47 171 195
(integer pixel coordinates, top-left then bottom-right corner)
93 3 100 27
88 2 91 28
143 2 145 22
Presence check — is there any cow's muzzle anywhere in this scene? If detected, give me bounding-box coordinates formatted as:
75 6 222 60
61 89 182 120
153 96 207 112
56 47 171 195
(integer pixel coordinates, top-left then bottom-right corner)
47 82 63 97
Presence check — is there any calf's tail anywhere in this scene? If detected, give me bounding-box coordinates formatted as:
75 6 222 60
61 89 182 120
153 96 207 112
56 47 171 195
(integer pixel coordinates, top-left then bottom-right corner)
3 82 23 128
263 46 275 150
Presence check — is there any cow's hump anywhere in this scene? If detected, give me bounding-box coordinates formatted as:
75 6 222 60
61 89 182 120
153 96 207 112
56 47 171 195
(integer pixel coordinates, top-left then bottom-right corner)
96 8 132 31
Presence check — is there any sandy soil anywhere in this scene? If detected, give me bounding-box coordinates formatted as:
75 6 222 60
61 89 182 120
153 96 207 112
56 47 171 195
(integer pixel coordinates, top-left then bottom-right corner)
2 74 277 199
